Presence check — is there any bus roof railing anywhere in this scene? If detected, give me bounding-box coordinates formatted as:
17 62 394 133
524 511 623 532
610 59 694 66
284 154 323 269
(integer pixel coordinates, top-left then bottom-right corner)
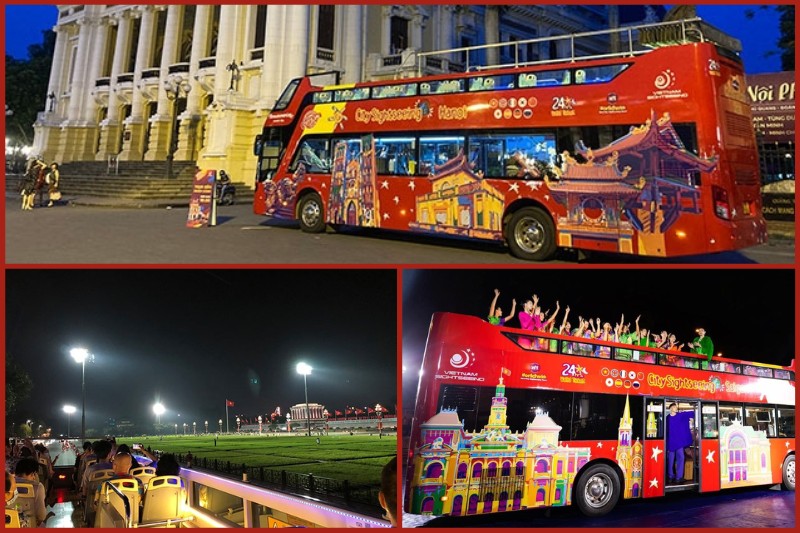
416 18 741 76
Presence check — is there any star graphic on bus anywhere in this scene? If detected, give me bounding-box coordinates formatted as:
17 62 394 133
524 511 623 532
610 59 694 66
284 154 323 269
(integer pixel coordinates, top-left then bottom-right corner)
393 196 400 205
508 182 520 194
651 445 663 461
706 450 715 463
596 442 603 448
525 181 543 190
408 181 416 191
380 180 389 190
649 477 659 488
383 213 390 220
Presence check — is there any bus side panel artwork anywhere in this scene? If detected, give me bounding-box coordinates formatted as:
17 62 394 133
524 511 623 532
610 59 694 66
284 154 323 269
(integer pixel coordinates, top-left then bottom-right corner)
409 375 644 517
718 424 773 489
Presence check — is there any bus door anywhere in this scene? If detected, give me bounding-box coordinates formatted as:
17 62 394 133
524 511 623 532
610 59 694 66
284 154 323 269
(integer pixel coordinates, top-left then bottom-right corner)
664 399 700 493
699 402 721 493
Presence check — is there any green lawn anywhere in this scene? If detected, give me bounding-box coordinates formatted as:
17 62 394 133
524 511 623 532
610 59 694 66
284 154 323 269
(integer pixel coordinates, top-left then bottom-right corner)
119 434 396 486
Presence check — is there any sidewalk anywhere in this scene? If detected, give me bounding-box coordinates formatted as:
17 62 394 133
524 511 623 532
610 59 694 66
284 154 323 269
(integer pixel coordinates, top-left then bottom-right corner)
766 220 795 242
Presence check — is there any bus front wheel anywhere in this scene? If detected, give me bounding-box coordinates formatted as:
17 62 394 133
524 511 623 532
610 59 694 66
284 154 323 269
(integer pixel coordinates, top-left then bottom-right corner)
507 207 556 261
574 464 620 517
298 193 326 233
782 455 795 490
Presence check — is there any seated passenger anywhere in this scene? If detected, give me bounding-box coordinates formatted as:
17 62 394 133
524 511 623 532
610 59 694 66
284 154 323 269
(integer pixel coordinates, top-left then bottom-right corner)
81 439 113 499
487 289 516 326
97 452 143 499
14 457 48 526
5 471 16 507
154 454 181 478
378 457 397 527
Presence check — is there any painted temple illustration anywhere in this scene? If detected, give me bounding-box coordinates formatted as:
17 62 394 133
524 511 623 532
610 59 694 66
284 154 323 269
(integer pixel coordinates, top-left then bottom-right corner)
547 111 718 256
410 154 505 240
409 374 642 516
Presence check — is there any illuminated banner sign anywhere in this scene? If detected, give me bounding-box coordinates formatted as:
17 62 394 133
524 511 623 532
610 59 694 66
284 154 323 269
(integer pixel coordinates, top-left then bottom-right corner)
186 170 216 228
746 72 795 142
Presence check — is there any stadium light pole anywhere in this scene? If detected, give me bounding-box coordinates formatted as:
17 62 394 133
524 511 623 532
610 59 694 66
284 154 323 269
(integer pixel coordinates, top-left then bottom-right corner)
70 348 91 441
296 362 312 437
63 405 77 438
153 402 166 433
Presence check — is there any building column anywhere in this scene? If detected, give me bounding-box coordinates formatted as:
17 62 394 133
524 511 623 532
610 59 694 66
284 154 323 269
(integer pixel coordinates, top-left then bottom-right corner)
341 5 363 84
284 5 310 79
485 6 500 66
174 5 211 161
120 6 157 161
97 10 133 160
259 5 287 105
71 18 109 160
33 23 71 161
146 5 184 161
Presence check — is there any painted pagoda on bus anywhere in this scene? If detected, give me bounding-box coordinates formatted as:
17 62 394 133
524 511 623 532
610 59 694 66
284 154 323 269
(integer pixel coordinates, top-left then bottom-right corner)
408 372 643 516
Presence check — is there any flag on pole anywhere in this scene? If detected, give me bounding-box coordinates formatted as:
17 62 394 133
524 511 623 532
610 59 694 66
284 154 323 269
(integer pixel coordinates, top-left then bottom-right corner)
501 367 511 377
335 410 343 416
368 407 375 413
275 406 281 416
226 399 235 407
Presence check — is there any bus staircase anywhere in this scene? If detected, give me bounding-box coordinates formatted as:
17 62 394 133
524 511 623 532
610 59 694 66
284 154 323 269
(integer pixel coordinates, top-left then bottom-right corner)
177 454 385 520
414 17 741 76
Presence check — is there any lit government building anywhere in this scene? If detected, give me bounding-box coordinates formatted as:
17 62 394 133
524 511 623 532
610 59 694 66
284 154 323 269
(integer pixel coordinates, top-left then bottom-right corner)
33 5 663 187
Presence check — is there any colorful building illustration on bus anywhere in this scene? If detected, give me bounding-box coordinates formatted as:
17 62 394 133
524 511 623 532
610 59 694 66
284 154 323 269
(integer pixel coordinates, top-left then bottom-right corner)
328 138 381 227
410 155 505 239
719 421 773 489
409 374 643 516
549 111 717 256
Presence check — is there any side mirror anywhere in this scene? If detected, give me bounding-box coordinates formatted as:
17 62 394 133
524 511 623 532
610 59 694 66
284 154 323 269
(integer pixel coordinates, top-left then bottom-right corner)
253 135 263 157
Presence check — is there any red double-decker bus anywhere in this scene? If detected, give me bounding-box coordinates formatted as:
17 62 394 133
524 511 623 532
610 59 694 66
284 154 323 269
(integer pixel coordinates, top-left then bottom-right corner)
253 18 767 261
404 313 795 519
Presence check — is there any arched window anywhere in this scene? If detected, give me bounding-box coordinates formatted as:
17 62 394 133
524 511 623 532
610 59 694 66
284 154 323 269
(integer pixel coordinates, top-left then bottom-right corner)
536 488 546 502
483 492 494 513
451 495 463 516
515 461 524 476
487 462 497 478
512 490 522 510
472 462 482 479
501 461 511 476
498 491 508 512
467 494 479 515
421 497 434 514
425 462 442 479
536 459 549 473
457 462 468 479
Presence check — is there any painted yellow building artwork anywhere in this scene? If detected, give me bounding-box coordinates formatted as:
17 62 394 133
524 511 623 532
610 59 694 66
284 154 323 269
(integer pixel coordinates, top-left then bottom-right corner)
719 422 773 489
409 375 643 516
410 155 505 240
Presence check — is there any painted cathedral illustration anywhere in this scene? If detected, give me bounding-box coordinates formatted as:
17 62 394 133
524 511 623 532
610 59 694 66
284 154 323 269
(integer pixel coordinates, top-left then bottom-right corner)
409 374 643 516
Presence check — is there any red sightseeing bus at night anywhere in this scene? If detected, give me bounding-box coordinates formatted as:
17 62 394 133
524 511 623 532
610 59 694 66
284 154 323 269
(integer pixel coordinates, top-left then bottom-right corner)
253 18 767 261
404 313 795 518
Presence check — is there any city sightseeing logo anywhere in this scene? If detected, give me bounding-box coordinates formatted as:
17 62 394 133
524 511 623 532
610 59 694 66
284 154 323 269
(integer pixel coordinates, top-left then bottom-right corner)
450 348 476 369
654 69 676 90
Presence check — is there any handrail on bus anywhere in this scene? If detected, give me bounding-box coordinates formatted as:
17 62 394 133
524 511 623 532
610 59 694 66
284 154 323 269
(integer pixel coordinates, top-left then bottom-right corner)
416 17 740 76
100 481 133 528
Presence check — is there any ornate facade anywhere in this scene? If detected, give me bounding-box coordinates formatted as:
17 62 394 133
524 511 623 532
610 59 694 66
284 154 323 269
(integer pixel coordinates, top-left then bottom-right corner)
33 5 618 185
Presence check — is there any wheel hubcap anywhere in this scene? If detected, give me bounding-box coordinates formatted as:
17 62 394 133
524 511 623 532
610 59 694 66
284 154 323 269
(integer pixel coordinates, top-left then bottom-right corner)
787 460 795 486
302 201 321 227
584 473 612 508
515 217 545 254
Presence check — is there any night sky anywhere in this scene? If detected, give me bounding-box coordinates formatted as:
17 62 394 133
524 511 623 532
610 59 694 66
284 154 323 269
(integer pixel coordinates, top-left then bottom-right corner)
3 5 787 74
402 268 795 401
6 269 397 434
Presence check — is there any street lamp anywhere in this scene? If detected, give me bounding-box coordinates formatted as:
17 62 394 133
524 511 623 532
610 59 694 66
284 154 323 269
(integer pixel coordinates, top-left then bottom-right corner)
205 420 208 433
296 362 313 437
218 419 223 433
175 423 178 435
153 402 166 432
163 75 192 179
63 405 77 437
183 423 187 435
70 347 92 441
193 422 196 435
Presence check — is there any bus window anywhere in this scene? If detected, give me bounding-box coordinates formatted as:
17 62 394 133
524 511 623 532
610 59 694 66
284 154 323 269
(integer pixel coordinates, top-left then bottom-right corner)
701 403 719 438
419 79 464 96
334 88 370 102
702 360 742 374
743 365 773 378
578 64 631 84
375 137 416 175
573 393 644 441
502 333 557 353
292 139 330 173
273 79 300 111
745 405 776 437
719 404 743 428
251 503 317 528
420 136 465 175
468 74 516 92
194 482 245 526
645 400 664 439
372 83 418 99
777 406 795 438
438 384 480 430
475 387 572 435
519 68 571 87
631 349 656 364
615 347 633 361
312 91 333 104
774 369 793 380
469 133 556 179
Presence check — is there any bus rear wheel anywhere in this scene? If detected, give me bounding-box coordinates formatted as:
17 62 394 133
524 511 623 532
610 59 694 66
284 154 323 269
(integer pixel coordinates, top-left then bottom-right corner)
507 207 556 261
298 193 326 233
574 464 620 517
782 455 795 491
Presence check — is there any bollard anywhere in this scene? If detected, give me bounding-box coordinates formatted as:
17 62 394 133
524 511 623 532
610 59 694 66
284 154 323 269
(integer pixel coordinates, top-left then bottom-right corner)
242 464 248 482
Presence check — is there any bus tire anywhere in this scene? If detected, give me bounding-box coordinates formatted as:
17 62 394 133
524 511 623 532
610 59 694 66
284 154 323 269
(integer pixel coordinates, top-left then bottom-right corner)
782 455 795 491
574 463 620 517
298 193 326 233
507 207 556 261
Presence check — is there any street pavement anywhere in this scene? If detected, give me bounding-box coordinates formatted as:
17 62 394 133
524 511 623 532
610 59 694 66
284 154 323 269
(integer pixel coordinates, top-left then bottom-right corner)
405 485 795 528
4 196 795 264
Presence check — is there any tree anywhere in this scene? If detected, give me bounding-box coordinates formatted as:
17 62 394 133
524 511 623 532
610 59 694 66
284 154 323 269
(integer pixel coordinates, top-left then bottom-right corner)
6 354 33 418
5 30 55 146
745 5 795 71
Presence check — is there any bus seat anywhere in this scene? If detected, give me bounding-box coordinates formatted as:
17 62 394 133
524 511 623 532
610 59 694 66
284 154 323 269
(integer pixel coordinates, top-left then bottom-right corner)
5 509 22 528
142 476 187 524
84 469 115 525
95 478 142 528
131 466 157 488
13 482 36 528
